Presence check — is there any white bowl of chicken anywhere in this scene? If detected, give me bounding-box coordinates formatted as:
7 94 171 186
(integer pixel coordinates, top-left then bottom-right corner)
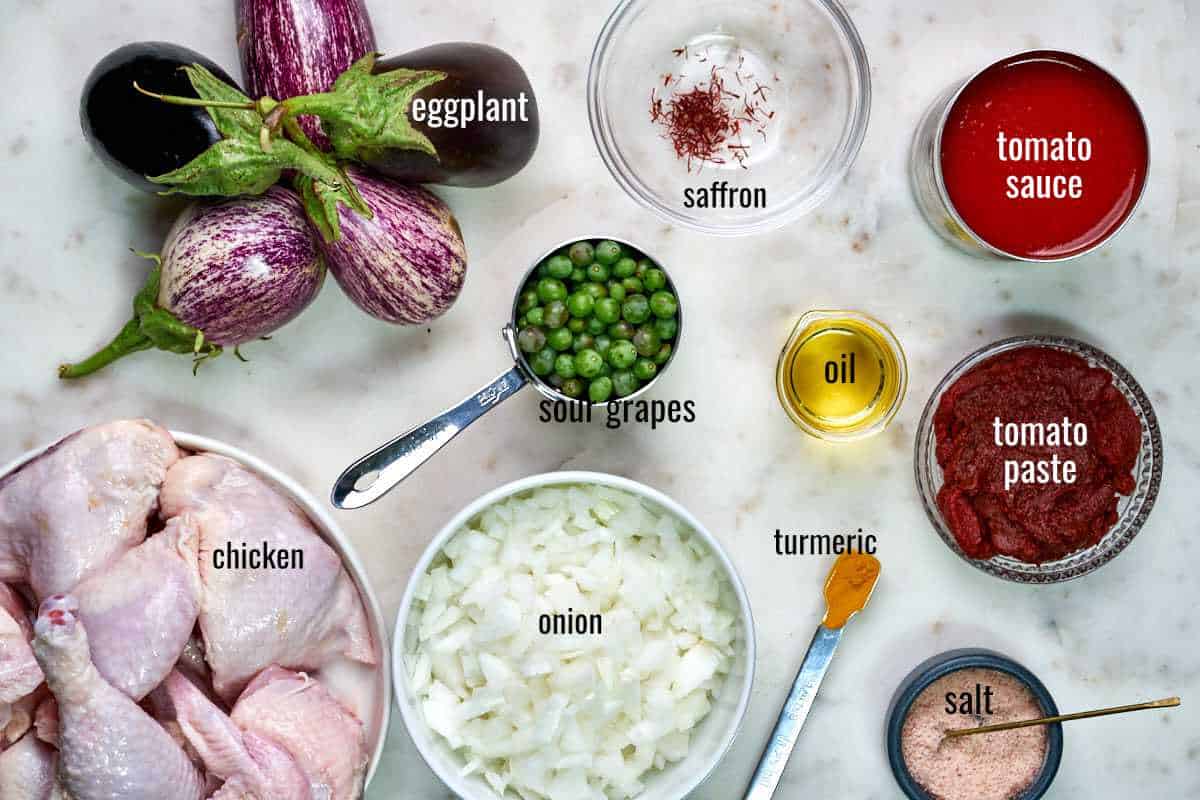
0 419 389 800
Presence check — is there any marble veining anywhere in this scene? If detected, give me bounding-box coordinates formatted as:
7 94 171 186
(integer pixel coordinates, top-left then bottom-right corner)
0 0 1197 797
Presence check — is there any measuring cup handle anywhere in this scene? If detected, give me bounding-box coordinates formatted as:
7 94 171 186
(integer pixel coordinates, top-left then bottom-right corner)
331 367 528 509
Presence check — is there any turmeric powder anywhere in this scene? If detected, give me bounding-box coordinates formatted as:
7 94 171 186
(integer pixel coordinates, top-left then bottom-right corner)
822 551 881 629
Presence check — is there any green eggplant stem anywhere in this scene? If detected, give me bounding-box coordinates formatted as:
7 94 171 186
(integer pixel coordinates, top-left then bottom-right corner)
278 92 345 122
132 81 256 111
59 318 153 379
58 257 224 379
132 78 340 150
281 116 319 153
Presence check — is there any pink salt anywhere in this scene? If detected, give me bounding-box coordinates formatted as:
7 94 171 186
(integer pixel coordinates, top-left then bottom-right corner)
900 667 1048 800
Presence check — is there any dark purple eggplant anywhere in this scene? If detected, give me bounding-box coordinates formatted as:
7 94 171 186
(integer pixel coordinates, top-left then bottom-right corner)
365 43 539 187
60 187 325 378
236 0 376 148
319 167 466 324
81 42 243 193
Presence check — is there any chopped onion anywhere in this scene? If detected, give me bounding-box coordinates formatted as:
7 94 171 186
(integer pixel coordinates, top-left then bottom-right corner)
408 485 738 799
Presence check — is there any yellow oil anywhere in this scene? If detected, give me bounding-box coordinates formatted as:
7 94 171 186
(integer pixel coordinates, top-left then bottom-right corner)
776 311 906 440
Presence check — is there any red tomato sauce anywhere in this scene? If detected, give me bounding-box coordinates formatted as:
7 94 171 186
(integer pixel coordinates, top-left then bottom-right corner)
939 51 1148 260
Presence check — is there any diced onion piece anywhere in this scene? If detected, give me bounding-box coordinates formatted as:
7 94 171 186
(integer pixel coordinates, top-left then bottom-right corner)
672 643 721 698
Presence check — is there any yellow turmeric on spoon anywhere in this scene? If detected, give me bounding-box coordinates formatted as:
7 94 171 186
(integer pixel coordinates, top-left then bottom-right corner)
822 551 881 629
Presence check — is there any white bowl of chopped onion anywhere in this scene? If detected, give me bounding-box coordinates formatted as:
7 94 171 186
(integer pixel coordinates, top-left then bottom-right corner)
394 471 755 800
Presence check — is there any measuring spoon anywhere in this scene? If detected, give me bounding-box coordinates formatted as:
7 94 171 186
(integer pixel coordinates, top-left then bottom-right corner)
743 552 881 800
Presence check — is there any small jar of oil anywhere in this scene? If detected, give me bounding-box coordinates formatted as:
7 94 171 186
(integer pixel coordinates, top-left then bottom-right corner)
776 310 907 441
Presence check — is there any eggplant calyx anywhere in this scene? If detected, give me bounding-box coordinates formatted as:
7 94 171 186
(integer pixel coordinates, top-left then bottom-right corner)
281 53 445 164
148 134 286 198
58 255 223 379
294 167 372 244
138 65 362 213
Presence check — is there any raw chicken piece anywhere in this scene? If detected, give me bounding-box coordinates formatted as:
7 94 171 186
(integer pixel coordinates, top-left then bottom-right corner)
0 584 31 634
71 516 202 699
141 680 214 792
0 420 180 598
32 695 56 747
31 596 206 800
176 633 211 685
160 670 314 800
0 584 42 709
0 732 57 799
2 690 42 750
160 455 374 701
231 667 367 800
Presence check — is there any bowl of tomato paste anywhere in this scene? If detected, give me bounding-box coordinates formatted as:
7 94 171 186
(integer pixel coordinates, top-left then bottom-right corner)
915 336 1162 583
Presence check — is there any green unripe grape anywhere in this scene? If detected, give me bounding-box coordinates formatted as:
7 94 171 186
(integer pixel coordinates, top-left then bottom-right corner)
546 255 574 279
588 376 614 403
544 300 569 329
613 257 637 279
594 241 622 265
574 348 604 379
643 268 667 292
607 339 638 369
568 241 595 267
517 326 546 354
529 348 555 376
536 278 567 303
612 370 640 397
547 327 574 351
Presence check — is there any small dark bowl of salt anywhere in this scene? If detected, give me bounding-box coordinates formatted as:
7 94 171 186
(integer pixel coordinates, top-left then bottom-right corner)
886 649 1063 800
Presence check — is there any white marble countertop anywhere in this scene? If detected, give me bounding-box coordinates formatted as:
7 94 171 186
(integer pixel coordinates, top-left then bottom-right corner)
1 0 1197 797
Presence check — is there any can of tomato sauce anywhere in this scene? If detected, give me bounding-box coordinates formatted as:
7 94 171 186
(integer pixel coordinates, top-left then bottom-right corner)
910 50 1149 262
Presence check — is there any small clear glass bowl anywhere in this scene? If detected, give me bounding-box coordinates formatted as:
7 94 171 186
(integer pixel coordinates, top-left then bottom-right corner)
588 0 871 236
915 336 1163 584
776 310 908 443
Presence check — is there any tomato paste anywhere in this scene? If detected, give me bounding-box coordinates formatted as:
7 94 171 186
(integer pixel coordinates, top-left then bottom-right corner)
934 346 1141 563
939 51 1148 260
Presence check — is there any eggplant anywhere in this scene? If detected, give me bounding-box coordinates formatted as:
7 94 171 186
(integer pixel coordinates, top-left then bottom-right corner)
157 187 325 342
235 0 377 149
364 43 539 187
320 167 466 324
60 187 324 378
81 42 242 193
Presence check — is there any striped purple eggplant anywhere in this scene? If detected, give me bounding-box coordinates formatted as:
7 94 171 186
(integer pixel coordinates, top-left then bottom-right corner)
235 0 376 148
59 187 324 378
320 167 467 324
160 186 325 344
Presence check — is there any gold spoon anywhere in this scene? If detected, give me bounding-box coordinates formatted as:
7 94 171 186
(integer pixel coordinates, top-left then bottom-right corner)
943 696 1181 739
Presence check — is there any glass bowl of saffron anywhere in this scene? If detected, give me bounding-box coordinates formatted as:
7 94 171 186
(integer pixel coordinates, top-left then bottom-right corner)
914 335 1164 584
588 0 871 236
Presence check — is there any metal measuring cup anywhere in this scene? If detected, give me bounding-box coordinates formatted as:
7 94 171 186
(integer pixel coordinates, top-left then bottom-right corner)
331 235 683 509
